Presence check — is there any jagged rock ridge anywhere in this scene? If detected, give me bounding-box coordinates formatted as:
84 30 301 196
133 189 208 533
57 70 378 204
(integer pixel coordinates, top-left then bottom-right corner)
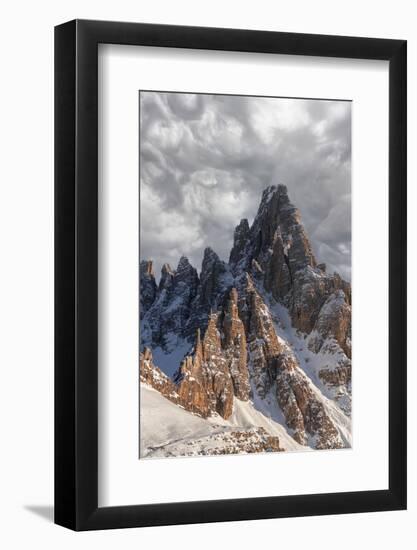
140 185 351 455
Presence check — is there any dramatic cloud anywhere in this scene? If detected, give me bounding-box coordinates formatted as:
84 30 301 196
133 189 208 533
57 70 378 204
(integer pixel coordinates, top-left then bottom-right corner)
140 92 351 281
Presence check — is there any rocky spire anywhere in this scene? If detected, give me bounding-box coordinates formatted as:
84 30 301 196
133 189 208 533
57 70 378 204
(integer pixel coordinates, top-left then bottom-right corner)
173 256 199 305
308 290 351 358
229 218 250 266
274 350 343 448
230 184 316 283
175 256 199 285
199 247 229 305
243 274 283 397
223 288 250 401
175 326 210 417
159 263 175 291
140 184 352 449
252 184 316 272
174 316 234 419
241 275 344 448
140 260 157 319
139 347 181 404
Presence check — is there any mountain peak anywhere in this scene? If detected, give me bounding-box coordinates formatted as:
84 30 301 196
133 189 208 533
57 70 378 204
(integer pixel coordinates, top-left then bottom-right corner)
203 246 219 263
277 183 288 195
159 263 175 290
140 259 155 277
140 184 352 455
139 260 157 319
175 256 199 288
229 219 250 266
176 255 195 274
259 183 288 205
260 185 277 203
161 262 174 275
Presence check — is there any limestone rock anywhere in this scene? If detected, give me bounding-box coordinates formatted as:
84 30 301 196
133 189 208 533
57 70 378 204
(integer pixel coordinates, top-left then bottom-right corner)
242 275 282 397
274 350 344 448
309 290 352 358
175 330 211 417
230 184 316 277
139 260 157 319
176 315 234 419
223 288 250 401
139 347 181 404
140 184 351 452
140 256 199 352
263 229 292 301
229 218 250 266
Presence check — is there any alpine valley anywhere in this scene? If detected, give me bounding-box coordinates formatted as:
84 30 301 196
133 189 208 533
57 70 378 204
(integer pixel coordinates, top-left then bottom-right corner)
139 185 352 458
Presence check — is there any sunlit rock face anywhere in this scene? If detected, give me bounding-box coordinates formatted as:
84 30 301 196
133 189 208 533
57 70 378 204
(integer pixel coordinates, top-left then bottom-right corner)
140 185 351 451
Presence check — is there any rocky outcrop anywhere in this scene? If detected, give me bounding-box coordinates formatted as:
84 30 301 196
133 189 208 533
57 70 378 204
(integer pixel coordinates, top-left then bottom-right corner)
140 261 157 320
159 262 175 291
229 185 316 277
229 185 350 347
229 218 250 266
175 305 242 419
289 268 351 337
140 256 199 351
170 427 284 457
318 361 351 388
143 425 284 458
199 247 230 306
241 275 344 448
140 184 351 451
263 229 292 301
174 329 210 417
229 185 352 409
201 314 235 419
222 288 250 401
308 290 351 358
241 275 282 398
143 287 251 421
274 350 343 448
139 347 181 404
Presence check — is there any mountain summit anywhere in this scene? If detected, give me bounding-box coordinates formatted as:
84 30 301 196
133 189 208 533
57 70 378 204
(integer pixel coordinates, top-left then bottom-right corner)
140 186 351 457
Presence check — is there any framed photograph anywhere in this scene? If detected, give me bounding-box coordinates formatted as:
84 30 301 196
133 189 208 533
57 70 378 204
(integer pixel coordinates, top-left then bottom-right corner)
55 19 407 530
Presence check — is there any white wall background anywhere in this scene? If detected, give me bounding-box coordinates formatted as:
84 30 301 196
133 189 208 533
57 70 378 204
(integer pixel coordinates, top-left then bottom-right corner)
0 1 414 548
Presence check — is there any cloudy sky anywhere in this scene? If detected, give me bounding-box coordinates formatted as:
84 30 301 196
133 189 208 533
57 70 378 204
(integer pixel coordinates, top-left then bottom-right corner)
139 91 351 281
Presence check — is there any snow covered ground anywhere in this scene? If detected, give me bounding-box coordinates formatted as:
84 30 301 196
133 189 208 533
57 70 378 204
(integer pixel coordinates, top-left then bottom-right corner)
140 384 306 458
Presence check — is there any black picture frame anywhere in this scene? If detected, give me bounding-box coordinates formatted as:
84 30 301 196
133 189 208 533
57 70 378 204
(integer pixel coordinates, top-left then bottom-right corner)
55 19 407 531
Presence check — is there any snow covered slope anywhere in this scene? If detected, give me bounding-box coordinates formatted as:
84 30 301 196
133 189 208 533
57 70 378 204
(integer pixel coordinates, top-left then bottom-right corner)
140 384 307 458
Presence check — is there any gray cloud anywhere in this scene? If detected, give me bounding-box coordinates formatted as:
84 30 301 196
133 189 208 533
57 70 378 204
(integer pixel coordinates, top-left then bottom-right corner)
140 92 351 281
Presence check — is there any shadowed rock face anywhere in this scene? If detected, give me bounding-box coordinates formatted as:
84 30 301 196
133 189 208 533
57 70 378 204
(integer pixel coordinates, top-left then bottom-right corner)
140 256 200 350
139 261 157 320
263 229 292 301
229 218 250 266
229 185 316 277
140 185 351 448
